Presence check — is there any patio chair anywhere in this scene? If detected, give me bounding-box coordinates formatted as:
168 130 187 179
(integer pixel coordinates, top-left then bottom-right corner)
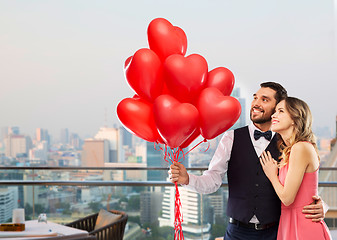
65 210 128 240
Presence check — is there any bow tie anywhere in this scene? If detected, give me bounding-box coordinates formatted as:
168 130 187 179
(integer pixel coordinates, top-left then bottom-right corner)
254 130 272 141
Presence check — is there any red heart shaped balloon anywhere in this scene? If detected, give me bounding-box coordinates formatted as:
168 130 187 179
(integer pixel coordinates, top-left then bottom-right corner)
207 67 235 96
148 18 187 61
117 97 160 142
124 48 163 102
164 54 208 103
153 95 199 148
180 128 201 149
198 87 241 139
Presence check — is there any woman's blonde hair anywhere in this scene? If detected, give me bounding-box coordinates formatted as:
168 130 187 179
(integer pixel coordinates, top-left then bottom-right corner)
278 97 319 166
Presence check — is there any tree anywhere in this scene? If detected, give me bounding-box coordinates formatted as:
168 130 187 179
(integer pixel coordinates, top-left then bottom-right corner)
88 201 103 212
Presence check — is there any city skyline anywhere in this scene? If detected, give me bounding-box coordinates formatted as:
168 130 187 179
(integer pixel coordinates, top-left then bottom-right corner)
1 0 336 139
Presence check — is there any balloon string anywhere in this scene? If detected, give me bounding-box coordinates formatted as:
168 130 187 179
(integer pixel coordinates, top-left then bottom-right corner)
183 138 207 156
173 158 184 240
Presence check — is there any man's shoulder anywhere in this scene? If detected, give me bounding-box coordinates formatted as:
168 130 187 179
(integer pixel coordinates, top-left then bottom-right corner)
233 125 249 133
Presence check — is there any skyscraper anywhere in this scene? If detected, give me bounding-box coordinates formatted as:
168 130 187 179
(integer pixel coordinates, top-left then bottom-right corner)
81 139 109 167
60 128 69 145
0 187 19 223
158 183 211 239
4 135 32 158
146 142 165 181
94 127 123 163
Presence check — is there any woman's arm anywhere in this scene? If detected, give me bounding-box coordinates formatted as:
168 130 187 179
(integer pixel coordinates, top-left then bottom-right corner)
260 142 312 206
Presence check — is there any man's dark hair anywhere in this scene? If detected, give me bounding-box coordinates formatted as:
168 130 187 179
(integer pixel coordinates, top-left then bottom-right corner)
260 82 287 103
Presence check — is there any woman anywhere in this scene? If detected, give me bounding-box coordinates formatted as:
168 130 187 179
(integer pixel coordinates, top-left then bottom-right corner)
259 97 331 240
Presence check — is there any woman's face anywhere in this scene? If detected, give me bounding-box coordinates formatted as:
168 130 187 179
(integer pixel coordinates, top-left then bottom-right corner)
271 100 294 133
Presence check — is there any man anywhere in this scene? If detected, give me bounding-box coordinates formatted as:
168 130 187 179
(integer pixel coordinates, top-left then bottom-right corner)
169 82 325 240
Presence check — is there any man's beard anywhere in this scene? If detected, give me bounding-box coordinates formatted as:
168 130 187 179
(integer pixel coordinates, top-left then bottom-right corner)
250 109 272 124
251 116 271 124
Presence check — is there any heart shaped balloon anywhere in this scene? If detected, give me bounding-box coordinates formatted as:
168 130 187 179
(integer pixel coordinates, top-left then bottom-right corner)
148 18 187 61
124 48 163 102
198 87 241 139
207 67 235 96
117 97 160 142
180 128 201 149
153 95 199 148
164 54 208 103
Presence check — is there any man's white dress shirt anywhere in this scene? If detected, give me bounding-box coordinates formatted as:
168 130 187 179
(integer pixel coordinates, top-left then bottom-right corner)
184 123 275 223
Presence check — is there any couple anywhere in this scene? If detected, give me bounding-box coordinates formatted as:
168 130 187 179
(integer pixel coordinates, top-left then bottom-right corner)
169 82 331 240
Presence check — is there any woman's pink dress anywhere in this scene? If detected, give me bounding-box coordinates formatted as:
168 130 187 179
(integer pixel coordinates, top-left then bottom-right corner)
277 163 331 240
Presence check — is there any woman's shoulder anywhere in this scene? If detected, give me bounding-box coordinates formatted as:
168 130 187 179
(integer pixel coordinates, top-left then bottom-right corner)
292 141 314 151
290 142 318 165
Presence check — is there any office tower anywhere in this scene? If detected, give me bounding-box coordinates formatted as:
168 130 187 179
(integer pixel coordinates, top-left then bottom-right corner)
69 133 82 150
4 135 32 158
29 141 48 161
146 142 166 181
8 126 20 135
158 183 211 239
121 127 133 149
140 191 163 225
1 127 9 142
36 128 50 146
94 127 123 163
0 187 19 223
208 190 226 224
60 128 69 144
231 88 246 129
81 139 109 167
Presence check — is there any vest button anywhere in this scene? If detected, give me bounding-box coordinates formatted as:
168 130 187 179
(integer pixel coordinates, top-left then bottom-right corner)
255 195 258 198
255 184 259 187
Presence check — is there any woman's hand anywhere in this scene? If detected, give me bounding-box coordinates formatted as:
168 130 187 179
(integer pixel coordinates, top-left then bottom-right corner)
259 151 278 180
168 161 189 185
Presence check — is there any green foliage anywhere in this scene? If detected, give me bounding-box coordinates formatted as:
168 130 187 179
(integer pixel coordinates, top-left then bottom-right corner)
88 201 103 212
211 224 227 239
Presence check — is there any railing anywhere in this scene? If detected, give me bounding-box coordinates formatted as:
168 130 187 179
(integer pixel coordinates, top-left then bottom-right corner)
0 166 336 239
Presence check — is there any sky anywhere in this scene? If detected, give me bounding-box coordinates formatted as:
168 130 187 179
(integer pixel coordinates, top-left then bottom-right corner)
0 0 336 140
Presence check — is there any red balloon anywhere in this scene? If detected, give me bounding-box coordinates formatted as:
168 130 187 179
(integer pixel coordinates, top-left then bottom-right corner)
164 54 208 103
124 48 163 102
153 95 199 148
117 97 160 142
207 67 235 96
198 87 241 139
148 18 187 61
180 128 201 149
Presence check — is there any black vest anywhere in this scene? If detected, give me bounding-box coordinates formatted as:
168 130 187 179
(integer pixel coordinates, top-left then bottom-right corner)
227 126 281 224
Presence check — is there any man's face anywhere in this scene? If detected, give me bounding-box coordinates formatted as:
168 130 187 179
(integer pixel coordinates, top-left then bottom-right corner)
250 87 277 124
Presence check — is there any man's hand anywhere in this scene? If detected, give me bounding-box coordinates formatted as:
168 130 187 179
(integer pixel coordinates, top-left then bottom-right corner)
302 195 325 222
168 161 189 185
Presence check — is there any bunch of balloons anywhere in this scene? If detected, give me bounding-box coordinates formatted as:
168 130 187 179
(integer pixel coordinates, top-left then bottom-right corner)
117 18 241 239
117 18 241 150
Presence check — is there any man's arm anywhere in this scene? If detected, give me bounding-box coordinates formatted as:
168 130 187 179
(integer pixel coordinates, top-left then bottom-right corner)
168 130 234 194
302 195 327 222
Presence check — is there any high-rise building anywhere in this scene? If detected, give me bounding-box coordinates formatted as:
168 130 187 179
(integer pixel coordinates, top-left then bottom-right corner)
146 142 166 181
35 128 50 147
94 127 123 163
8 126 20 135
81 139 109 167
0 187 19 223
69 133 82 150
29 141 48 161
4 135 32 158
60 128 69 144
140 191 163 225
158 182 211 239
121 127 133 149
